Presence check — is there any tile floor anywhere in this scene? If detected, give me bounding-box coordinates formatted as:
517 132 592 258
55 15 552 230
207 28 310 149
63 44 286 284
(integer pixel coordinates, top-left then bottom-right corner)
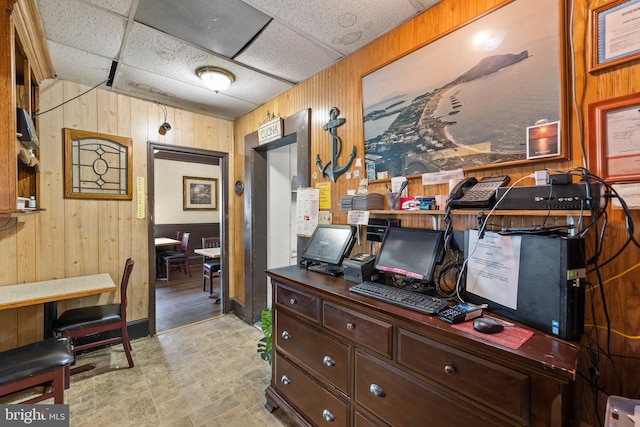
3 315 296 427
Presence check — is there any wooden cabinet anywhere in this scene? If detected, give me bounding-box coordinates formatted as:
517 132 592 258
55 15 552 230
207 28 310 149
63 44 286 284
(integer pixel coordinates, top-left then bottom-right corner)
265 265 578 427
0 0 53 215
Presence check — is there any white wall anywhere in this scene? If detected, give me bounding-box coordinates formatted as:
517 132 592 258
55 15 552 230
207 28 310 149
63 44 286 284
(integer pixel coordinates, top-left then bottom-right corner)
154 159 221 224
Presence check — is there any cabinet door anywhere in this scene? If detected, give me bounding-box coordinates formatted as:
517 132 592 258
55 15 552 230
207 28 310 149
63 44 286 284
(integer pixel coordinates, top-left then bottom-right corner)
355 350 512 427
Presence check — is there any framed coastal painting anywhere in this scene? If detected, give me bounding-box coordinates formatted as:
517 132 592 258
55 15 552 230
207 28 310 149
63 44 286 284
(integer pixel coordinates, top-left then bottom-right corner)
362 0 567 178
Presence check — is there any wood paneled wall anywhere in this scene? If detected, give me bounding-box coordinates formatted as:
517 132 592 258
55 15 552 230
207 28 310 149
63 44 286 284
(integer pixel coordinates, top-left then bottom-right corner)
233 0 640 424
0 80 232 350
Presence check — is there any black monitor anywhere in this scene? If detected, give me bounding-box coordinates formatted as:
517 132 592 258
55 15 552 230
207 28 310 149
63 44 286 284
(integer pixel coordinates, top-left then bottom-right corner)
375 227 445 285
301 224 357 276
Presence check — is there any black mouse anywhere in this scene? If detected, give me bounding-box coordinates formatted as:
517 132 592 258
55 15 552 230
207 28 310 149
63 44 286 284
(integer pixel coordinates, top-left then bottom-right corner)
473 317 504 334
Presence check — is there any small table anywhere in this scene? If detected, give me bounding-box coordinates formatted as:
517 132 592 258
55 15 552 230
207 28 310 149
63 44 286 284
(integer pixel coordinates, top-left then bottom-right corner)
194 247 221 300
0 273 116 338
155 237 181 247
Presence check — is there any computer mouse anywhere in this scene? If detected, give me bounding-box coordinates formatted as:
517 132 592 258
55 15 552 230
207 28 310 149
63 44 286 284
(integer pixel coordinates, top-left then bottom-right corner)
473 317 504 334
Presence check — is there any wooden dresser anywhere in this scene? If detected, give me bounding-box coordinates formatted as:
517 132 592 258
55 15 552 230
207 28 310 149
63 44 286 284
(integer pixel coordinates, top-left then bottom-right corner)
265 265 579 427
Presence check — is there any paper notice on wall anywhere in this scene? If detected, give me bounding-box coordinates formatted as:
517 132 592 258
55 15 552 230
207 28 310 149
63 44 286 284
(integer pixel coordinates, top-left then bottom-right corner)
296 187 319 237
316 182 331 210
421 169 465 186
612 183 640 209
466 230 521 310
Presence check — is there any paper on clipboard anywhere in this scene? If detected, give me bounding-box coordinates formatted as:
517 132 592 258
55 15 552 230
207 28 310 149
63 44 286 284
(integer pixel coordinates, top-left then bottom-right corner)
296 188 319 237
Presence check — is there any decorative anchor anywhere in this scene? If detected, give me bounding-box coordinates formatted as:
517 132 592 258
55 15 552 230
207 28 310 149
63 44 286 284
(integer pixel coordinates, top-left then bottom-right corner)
317 106 356 182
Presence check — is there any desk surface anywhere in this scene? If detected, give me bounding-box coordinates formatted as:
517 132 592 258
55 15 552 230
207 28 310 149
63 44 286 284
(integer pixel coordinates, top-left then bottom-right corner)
155 237 181 247
0 273 116 310
194 247 220 258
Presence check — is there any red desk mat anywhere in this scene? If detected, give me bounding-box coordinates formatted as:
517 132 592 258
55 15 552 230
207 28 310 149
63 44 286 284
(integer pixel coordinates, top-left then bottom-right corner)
452 321 534 350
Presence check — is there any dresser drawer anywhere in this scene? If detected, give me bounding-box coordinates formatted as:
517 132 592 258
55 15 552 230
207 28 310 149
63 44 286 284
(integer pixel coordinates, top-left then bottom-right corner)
323 301 393 358
275 283 321 323
355 350 511 427
274 353 350 426
397 328 529 424
276 309 350 393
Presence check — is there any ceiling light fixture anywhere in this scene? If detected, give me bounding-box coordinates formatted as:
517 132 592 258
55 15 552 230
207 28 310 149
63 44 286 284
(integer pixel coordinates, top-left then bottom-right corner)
157 103 171 135
197 66 235 92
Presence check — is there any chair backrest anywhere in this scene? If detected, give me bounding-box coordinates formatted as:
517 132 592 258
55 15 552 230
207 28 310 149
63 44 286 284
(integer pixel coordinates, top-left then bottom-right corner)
180 232 190 252
119 258 135 321
202 237 220 249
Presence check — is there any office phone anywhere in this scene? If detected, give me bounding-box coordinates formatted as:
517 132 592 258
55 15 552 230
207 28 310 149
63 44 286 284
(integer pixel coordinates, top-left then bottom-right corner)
448 175 510 208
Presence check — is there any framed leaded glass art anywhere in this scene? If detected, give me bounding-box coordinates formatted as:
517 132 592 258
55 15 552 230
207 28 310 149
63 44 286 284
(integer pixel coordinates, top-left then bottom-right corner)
63 128 133 200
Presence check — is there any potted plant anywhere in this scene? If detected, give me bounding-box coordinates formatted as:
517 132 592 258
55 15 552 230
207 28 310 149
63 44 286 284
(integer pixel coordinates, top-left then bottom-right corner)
257 308 272 365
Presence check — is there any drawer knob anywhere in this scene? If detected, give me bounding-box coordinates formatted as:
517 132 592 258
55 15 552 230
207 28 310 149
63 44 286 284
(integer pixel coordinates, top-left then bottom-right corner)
289 298 297 305
281 375 291 385
444 365 456 375
369 383 386 397
281 331 291 340
346 322 355 330
322 409 335 422
323 356 335 367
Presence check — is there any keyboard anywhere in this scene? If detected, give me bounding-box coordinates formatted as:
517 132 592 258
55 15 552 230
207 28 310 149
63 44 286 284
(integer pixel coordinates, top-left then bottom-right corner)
349 281 448 315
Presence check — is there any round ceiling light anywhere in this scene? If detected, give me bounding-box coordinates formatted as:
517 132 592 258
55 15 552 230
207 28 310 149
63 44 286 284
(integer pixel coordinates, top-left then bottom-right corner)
197 66 235 92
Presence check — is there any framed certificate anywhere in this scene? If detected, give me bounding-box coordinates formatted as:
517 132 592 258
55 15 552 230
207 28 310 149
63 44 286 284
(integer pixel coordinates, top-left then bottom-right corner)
589 0 640 72
588 92 640 183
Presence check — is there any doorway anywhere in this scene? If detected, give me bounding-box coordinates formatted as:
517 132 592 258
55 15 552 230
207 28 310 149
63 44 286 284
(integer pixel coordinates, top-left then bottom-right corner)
147 143 230 335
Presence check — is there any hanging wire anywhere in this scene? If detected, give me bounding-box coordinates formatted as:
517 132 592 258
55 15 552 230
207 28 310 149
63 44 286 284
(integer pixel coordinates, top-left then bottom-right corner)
34 79 109 117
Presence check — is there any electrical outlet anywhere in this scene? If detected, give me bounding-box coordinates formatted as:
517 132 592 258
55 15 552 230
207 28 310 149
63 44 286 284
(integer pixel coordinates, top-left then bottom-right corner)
318 211 332 224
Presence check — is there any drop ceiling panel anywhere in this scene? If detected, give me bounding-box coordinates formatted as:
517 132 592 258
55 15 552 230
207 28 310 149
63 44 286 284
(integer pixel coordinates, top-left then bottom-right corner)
235 20 342 83
134 0 271 58
241 0 429 55
46 41 114 86
37 0 127 59
85 0 133 17
116 65 260 120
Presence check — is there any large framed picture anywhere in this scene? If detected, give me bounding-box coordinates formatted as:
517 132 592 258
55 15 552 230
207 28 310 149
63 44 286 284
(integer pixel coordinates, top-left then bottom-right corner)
362 0 568 178
589 0 640 72
588 92 640 183
183 176 217 210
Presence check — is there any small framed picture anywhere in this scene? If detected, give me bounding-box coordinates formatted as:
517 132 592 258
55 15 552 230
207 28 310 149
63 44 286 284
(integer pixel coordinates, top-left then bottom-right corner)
526 121 560 159
183 176 217 210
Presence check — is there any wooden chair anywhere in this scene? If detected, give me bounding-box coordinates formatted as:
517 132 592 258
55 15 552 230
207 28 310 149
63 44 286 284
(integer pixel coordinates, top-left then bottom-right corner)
161 232 192 280
156 231 181 276
54 258 135 368
0 337 74 404
202 237 221 302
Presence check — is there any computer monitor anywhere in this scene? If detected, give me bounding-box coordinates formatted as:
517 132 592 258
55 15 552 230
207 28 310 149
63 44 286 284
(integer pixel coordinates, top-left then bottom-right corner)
301 224 357 275
375 227 445 285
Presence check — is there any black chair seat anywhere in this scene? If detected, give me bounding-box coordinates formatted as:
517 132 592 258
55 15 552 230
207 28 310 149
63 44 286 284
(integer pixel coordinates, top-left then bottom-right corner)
204 260 220 270
54 304 121 333
162 252 186 260
0 337 73 386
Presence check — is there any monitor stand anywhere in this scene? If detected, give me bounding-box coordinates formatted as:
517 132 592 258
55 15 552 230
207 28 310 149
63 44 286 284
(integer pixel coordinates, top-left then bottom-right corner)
308 264 344 276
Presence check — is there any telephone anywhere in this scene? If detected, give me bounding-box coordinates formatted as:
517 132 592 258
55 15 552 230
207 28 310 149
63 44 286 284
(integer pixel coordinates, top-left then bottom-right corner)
448 175 510 208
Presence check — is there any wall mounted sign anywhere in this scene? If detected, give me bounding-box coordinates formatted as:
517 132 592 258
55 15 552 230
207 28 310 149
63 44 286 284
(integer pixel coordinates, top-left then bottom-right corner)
63 128 133 200
258 115 283 145
317 106 356 182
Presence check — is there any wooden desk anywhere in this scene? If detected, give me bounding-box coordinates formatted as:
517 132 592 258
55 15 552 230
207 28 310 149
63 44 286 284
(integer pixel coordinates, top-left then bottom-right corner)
0 274 116 338
155 237 181 247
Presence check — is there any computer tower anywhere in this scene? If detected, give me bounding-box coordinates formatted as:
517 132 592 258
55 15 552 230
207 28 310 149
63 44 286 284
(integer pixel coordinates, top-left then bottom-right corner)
463 233 586 340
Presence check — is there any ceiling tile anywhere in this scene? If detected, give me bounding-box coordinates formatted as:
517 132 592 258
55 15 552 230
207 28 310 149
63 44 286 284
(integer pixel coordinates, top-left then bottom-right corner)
46 41 114 86
241 0 424 55
86 0 133 17
235 20 342 83
135 0 271 58
37 0 127 59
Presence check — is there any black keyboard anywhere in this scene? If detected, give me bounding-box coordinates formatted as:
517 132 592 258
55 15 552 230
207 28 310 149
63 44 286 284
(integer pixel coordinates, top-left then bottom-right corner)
349 281 448 315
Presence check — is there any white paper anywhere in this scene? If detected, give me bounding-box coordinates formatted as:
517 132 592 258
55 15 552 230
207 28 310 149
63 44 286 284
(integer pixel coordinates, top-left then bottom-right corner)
466 230 522 310
391 176 408 196
347 210 370 225
612 183 640 209
421 169 465 185
296 188 319 237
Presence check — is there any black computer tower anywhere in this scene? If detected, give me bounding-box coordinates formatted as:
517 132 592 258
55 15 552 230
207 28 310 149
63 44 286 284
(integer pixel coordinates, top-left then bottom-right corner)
463 233 586 340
